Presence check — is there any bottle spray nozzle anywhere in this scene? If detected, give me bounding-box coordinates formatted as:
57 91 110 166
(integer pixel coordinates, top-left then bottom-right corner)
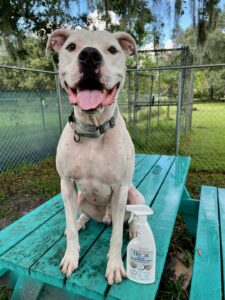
126 205 153 223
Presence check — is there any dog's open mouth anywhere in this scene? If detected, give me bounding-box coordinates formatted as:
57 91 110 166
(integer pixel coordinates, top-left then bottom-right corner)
67 79 120 111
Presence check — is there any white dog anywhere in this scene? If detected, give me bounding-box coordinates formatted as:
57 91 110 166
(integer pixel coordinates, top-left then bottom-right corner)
46 29 145 285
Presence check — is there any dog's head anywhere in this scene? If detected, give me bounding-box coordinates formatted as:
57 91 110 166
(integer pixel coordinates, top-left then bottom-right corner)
46 29 137 113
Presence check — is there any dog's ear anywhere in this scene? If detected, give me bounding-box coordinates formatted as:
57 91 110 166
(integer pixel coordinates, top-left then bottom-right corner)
46 29 72 54
113 32 137 57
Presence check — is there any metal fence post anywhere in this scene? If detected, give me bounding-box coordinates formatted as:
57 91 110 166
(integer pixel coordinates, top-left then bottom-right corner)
40 98 46 131
133 69 138 138
175 70 184 156
127 70 132 127
55 73 63 133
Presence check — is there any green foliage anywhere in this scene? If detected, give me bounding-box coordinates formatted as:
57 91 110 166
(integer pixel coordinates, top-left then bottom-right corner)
176 8 225 63
0 37 54 90
0 0 78 61
0 0 223 62
175 8 225 100
100 0 154 46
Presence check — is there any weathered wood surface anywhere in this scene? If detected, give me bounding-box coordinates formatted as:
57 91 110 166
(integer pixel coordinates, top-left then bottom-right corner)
0 194 63 256
0 154 191 300
190 186 222 300
218 188 225 294
108 156 191 300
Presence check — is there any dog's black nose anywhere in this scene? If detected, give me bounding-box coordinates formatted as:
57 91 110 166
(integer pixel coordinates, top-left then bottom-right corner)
79 47 102 69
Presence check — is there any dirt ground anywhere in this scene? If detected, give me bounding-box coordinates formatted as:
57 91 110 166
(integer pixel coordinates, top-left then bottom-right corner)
0 158 60 229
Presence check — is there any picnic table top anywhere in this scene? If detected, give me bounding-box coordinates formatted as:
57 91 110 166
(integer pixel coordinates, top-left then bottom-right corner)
0 154 191 300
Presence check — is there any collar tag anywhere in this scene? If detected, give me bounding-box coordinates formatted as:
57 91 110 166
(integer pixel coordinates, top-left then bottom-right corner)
74 131 80 142
109 116 115 128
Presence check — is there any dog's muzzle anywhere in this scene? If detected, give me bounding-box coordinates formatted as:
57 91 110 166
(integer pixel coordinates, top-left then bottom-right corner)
67 47 120 111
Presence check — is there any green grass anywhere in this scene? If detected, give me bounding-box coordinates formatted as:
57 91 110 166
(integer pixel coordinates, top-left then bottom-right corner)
125 102 225 173
180 103 225 172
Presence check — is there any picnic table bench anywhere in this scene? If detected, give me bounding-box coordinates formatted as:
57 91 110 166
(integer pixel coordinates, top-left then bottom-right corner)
0 153 223 299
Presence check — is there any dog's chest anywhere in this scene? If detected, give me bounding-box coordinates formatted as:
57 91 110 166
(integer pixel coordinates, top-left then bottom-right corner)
57 134 128 184
58 137 127 205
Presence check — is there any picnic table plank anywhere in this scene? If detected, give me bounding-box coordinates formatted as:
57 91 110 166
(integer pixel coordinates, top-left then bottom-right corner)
190 186 221 300
30 154 159 289
137 155 175 206
108 156 191 300
30 220 105 288
0 194 63 256
135 153 147 165
0 210 65 275
218 188 225 295
65 155 176 299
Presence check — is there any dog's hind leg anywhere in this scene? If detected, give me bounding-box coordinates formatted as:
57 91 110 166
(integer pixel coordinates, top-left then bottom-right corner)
77 192 90 230
127 185 145 205
103 206 111 225
64 213 90 235
127 185 145 239
77 213 90 230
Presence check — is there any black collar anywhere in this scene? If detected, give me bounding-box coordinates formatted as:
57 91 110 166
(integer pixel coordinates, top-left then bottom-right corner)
68 107 118 142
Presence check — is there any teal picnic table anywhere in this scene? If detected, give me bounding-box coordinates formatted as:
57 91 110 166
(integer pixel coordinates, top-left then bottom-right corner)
0 154 191 299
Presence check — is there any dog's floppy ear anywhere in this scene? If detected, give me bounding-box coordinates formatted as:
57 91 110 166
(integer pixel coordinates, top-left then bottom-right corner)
113 32 137 57
46 29 72 54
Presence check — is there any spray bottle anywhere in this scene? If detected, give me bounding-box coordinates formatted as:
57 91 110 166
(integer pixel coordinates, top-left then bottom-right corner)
126 205 156 284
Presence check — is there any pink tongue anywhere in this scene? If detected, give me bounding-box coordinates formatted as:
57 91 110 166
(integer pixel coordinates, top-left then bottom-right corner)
77 90 105 110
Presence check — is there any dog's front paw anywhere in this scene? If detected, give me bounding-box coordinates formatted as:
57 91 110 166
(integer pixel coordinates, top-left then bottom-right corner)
60 249 79 277
105 257 126 285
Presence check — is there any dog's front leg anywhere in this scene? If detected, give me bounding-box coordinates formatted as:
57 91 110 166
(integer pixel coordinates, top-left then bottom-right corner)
60 178 79 277
106 185 128 285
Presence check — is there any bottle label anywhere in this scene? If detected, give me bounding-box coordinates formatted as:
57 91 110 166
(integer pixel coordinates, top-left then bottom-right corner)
129 248 153 281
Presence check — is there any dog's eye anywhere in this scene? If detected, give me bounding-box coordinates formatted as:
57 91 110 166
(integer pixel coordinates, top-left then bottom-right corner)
108 46 118 54
66 43 76 52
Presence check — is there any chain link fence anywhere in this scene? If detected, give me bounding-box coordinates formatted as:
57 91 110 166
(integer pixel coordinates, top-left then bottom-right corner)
180 66 225 172
0 66 70 171
0 63 225 173
119 64 225 173
118 69 178 155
